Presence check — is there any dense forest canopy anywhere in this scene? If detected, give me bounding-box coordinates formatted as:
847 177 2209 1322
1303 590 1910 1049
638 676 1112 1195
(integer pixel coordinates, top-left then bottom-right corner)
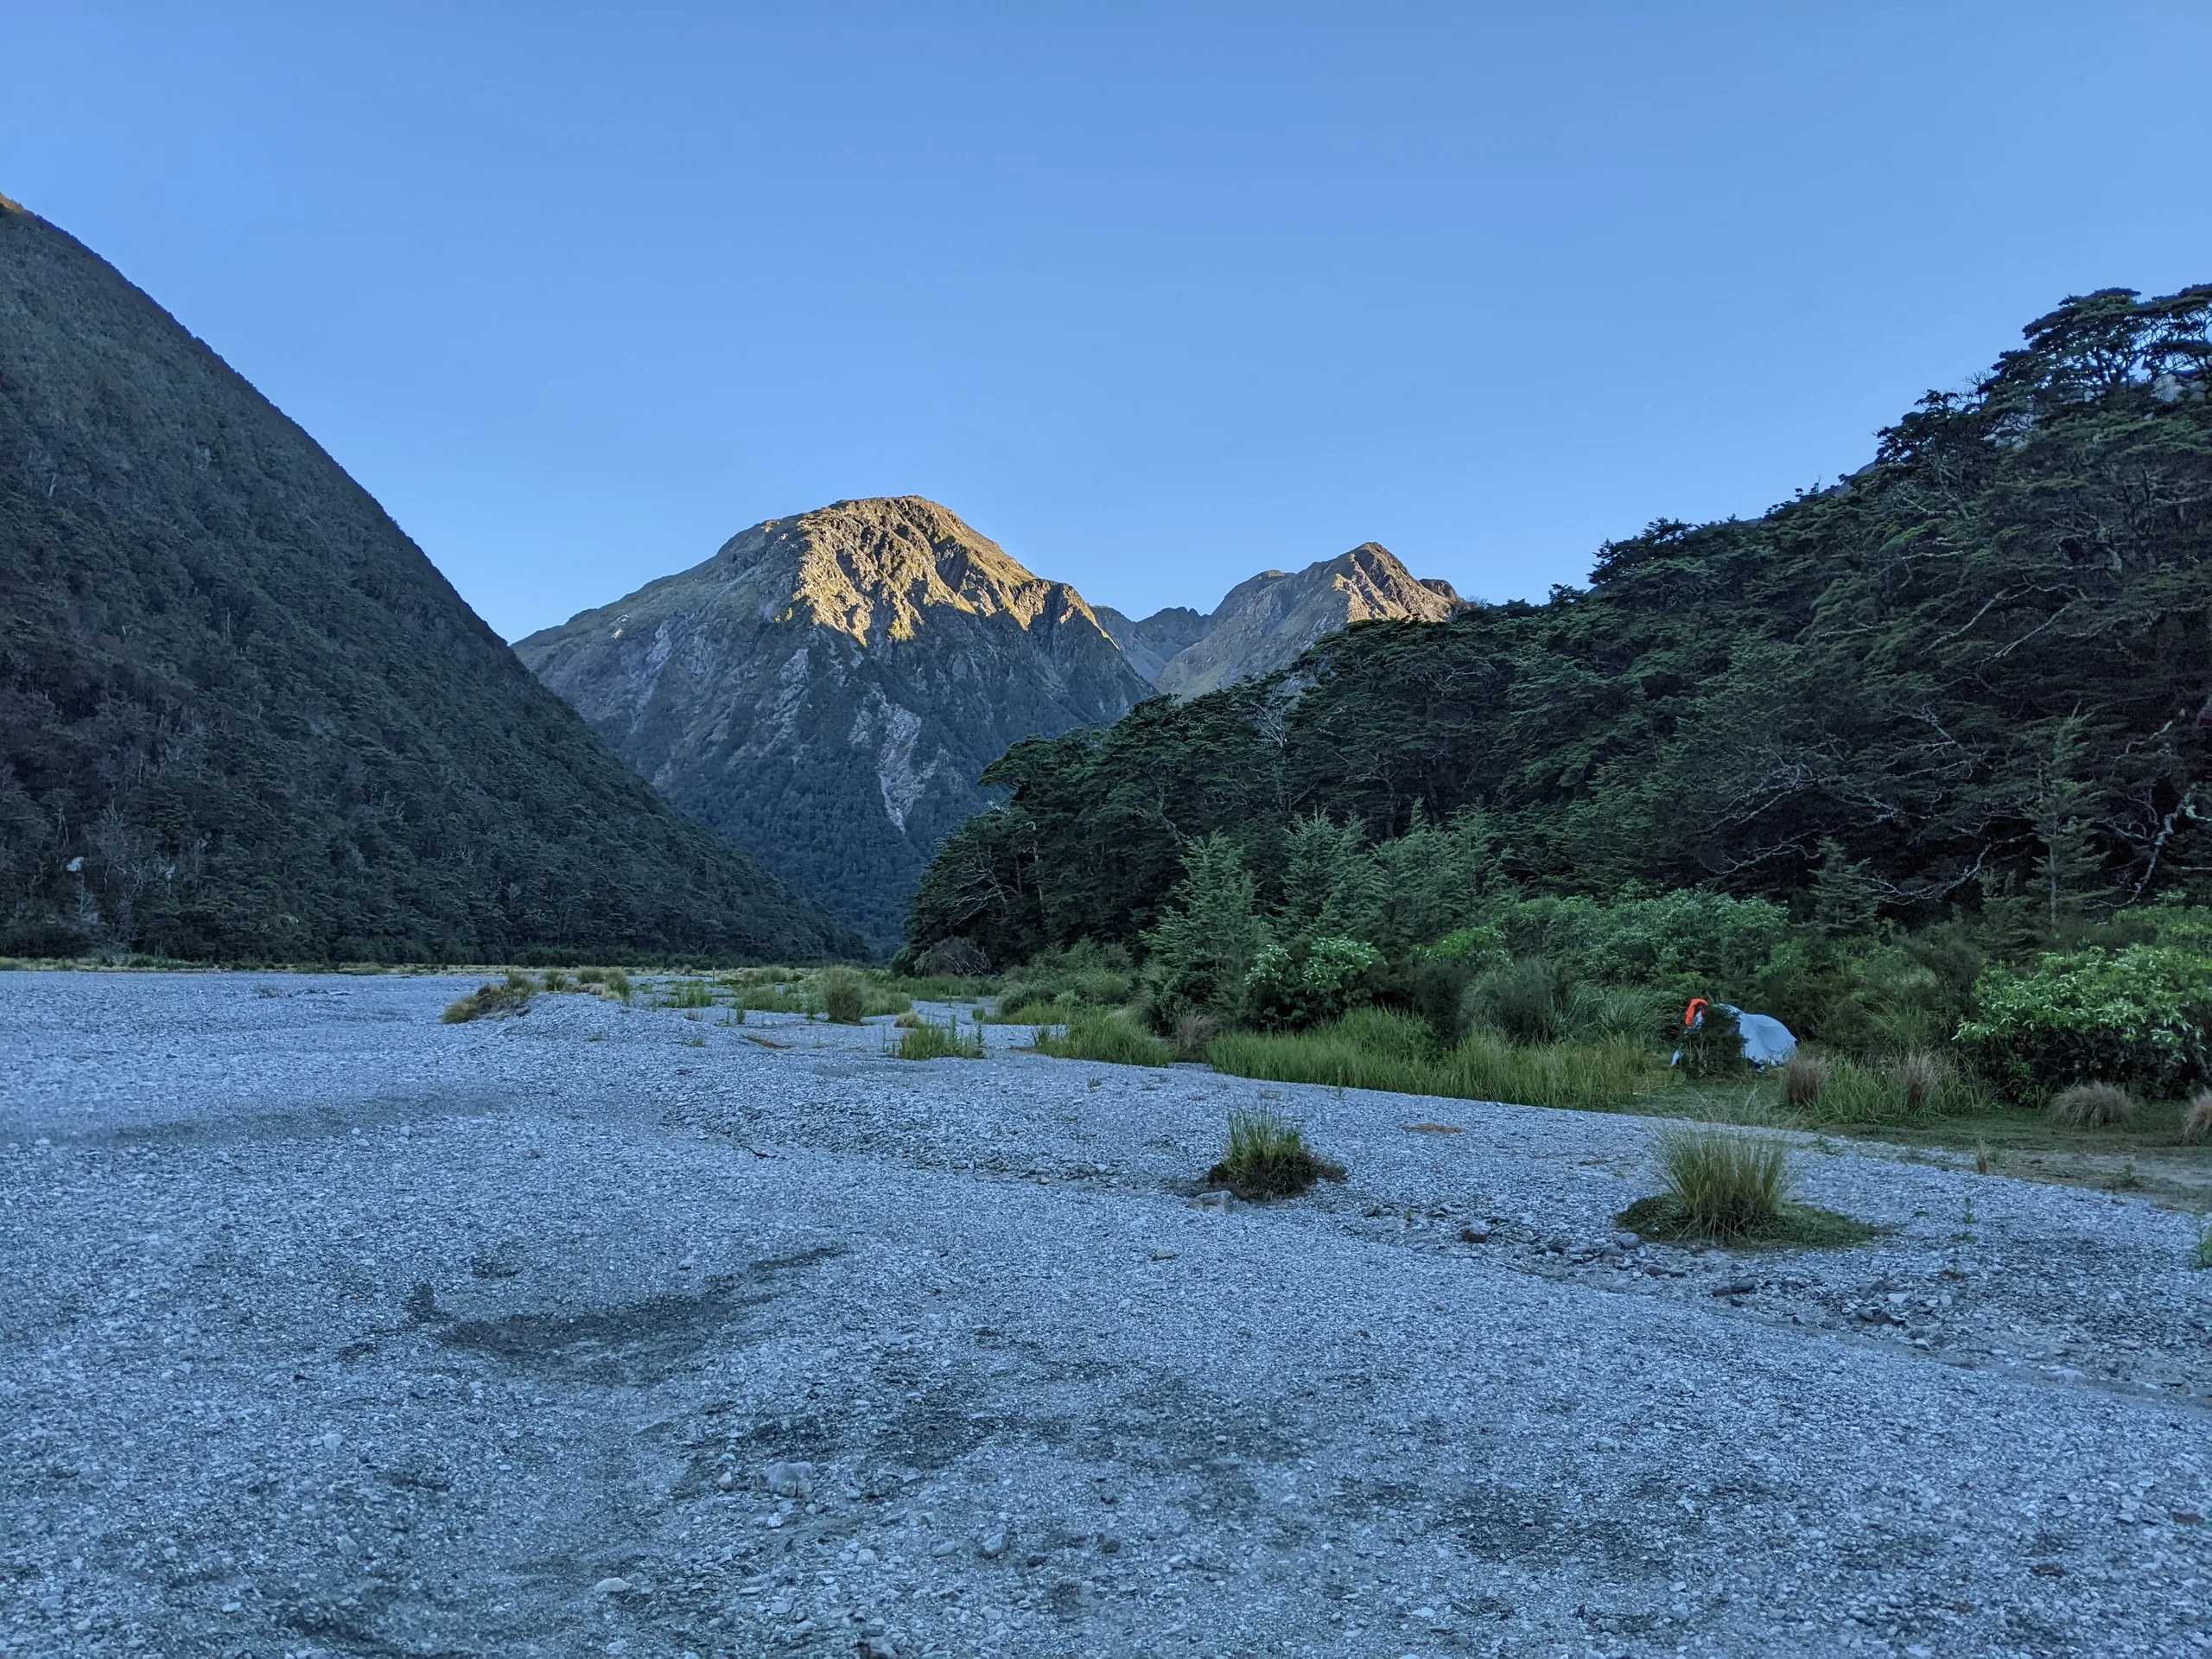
907 286 2212 970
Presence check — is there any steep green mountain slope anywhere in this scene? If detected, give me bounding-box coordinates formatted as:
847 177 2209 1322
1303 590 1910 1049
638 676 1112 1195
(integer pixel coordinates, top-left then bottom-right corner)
910 286 2212 964
0 199 861 963
515 497 1153 952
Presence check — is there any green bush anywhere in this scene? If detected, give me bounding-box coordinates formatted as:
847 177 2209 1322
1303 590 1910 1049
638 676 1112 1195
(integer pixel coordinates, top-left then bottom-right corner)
1033 1009 1171 1067
1496 890 1792 993
1141 834 1272 1030
1956 945 2212 1098
1673 1003 1746 1080
1205 1109 1345 1200
994 940 1135 1016
1245 935 1382 1029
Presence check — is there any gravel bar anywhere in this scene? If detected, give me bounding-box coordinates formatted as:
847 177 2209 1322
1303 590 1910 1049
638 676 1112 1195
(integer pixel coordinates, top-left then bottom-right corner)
4 970 2211 1658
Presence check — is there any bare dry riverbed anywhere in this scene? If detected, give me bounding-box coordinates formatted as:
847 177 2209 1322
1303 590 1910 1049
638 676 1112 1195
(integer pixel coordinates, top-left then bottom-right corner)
5 972 2212 1659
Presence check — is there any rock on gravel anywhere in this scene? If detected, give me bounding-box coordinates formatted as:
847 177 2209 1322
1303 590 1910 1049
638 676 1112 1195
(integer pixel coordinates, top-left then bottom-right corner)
3 969 2212 1657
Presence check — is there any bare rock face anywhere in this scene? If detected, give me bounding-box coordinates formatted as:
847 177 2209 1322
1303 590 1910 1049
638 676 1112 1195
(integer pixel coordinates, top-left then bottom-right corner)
515 499 1153 951
1149 543 1463 701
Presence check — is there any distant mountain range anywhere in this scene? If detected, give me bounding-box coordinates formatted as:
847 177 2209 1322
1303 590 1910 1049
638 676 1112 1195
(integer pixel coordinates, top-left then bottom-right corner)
518 497 1463 948
0 199 860 963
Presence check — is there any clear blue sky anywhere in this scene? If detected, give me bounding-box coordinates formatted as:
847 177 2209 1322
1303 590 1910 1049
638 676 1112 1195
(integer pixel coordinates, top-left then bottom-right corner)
6 3 2209 641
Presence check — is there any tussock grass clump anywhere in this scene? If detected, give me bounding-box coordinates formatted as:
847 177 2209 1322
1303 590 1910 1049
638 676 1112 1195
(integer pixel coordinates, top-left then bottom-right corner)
1205 1108 1346 1201
1895 1051 1944 1113
2180 1091 2212 1146
888 1018 987 1060
1782 1054 1832 1109
893 1010 923 1029
1210 1008 1660 1114
1173 1011 1219 1062
442 975 534 1024
539 969 570 993
818 966 867 1025
575 966 637 1001
1657 1128 1790 1236
2049 1080 2135 1128
1619 1127 1873 1249
1033 1009 1171 1067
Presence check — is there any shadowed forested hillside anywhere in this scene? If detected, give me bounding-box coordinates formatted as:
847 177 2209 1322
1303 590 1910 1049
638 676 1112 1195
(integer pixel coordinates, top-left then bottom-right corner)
908 286 2212 968
0 200 862 963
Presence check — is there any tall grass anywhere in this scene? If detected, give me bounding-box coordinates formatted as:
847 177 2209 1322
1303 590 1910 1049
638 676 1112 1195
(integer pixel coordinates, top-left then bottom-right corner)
1209 1008 1661 1113
818 966 867 1025
887 1017 987 1060
1033 1009 1171 1067
1655 1128 1792 1237
1205 1109 1345 1200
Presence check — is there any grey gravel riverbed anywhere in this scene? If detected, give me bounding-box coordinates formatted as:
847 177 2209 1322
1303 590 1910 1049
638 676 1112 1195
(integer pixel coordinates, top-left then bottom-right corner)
5 972 2212 1659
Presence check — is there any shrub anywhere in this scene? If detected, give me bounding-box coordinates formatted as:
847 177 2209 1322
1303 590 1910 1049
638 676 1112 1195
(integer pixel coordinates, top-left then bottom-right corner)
2047 1081 2135 1128
918 937 992 977
1674 1003 1746 1080
1957 945 2212 1098
1033 1009 1171 1067
889 1018 986 1060
818 967 867 1025
1782 1055 1832 1109
1497 890 1791 992
2181 1091 2212 1146
1245 935 1382 1029
994 940 1135 1016
1205 1109 1345 1201
1895 1052 1944 1114
441 980 533 1023
1459 957 1568 1045
1141 834 1272 1029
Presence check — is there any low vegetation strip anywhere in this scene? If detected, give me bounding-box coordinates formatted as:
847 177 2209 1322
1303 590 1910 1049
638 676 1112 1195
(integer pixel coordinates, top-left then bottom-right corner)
1208 1010 1661 1113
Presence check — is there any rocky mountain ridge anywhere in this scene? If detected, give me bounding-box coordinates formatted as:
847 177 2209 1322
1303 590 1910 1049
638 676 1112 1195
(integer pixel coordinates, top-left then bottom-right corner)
516 499 1154 950
519 498 1462 949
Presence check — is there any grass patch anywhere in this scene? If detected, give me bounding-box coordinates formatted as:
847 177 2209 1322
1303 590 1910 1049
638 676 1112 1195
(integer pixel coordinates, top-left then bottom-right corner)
1618 1127 1873 1249
658 977 719 1010
818 966 867 1025
1032 1009 1171 1067
1209 1008 1662 1112
2050 1080 2136 1127
441 975 535 1024
1204 1108 1346 1201
887 1017 987 1060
